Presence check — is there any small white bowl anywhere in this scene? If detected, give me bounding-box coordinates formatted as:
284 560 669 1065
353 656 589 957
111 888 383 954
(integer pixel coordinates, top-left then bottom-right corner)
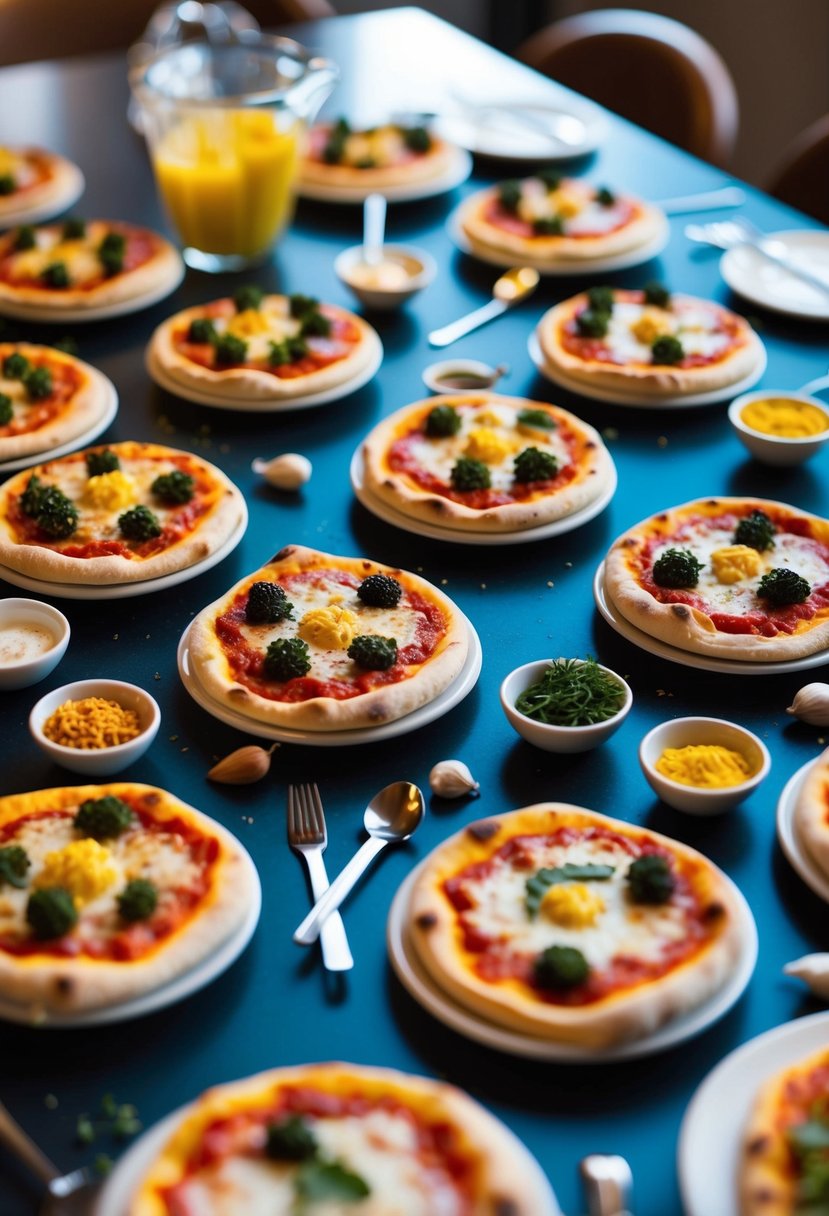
0 598 70 691
500 658 632 753
334 243 436 310
728 390 829 466
421 359 507 394
29 678 161 776
639 716 770 815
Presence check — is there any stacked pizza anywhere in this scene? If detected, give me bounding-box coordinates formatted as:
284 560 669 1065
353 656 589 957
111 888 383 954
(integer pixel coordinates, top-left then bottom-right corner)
0 144 84 225
792 748 829 888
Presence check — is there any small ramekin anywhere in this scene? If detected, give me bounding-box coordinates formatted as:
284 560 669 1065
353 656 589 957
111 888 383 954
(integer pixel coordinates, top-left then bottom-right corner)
29 678 161 776
728 390 829 466
639 715 770 815
335 243 436 310
500 658 632 753
0 598 70 691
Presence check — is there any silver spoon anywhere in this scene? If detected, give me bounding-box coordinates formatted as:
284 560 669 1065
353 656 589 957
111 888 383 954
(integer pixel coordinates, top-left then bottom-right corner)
0 1099 99 1216
363 192 387 269
293 782 424 945
580 1154 634 1216
428 266 540 347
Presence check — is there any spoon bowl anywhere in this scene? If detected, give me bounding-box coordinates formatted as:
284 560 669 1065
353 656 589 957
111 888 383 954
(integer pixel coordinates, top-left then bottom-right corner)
493 266 540 302
428 266 538 347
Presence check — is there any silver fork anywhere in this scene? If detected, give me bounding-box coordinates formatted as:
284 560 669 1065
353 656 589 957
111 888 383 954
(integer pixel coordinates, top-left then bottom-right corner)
685 218 829 301
287 784 353 972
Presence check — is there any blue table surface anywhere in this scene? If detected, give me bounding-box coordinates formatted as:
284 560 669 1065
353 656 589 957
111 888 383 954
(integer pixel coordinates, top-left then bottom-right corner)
0 10 828 1215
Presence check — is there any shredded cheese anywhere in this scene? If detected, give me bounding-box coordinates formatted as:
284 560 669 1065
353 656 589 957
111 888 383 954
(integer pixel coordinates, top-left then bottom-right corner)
42 696 142 750
655 744 752 788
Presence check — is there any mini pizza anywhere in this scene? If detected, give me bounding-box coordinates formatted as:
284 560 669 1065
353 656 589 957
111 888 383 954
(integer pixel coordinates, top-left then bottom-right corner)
361 392 615 533
0 144 83 223
0 783 254 1015
0 342 114 463
127 1061 557 1215
604 497 829 661
0 217 182 314
0 440 246 585
147 286 381 403
459 172 664 264
537 283 765 398
739 1044 829 1215
793 747 829 881
300 117 458 191
187 544 469 731
409 804 745 1049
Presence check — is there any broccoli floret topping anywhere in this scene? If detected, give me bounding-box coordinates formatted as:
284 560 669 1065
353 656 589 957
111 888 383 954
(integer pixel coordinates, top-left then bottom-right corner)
98 231 126 276
214 333 248 365
299 310 332 338
35 486 78 538
3 352 29 379
42 262 69 289
268 336 308 366
75 796 134 840
119 504 162 541
533 215 564 236
117 879 158 923
402 125 431 153
0 845 30 889
652 547 703 589
23 365 53 400
13 225 36 251
651 335 684 365
289 294 320 321
233 284 264 313
347 634 398 670
643 280 671 308
536 168 562 191
265 1115 318 1161
19 474 45 517
151 470 195 505
734 509 776 552
262 637 311 681
357 574 403 608
498 180 522 212
627 855 675 904
757 568 811 606
62 218 86 240
188 318 217 344
322 118 350 163
86 448 120 476
575 308 610 338
26 887 77 940
513 446 558 483
517 408 555 431
0 393 12 425
451 457 491 492
425 404 462 438
587 285 615 314
596 186 616 206
0 174 15 195
245 581 294 623
534 944 589 990
354 157 377 169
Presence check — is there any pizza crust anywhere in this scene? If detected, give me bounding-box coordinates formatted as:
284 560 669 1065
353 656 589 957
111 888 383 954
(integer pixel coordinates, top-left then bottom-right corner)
793 747 829 879
0 343 113 462
299 126 458 191
0 147 83 223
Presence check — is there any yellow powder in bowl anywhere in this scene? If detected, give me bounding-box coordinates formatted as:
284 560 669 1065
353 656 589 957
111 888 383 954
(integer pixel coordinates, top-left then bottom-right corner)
655 743 752 788
740 398 829 439
42 696 142 750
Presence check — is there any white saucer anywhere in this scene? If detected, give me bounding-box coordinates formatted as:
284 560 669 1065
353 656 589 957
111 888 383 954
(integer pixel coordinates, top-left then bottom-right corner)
0 367 118 473
593 562 829 675
678 1010 829 1216
0 503 247 600
436 97 609 162
776 758 829 903
529 330 767 408
0 254 185 323
0 161 85 228
350 444 617 546
177 611 482 747
297 145 472 204
721 230 829 320
146 330 383 413
387 860 757 1063
0 846 260 1028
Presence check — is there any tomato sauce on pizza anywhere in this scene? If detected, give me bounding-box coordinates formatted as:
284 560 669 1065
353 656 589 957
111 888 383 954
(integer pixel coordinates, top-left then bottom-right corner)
0 222 160 293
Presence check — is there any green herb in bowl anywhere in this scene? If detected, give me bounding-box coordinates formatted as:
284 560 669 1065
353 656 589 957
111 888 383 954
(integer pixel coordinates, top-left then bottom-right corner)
514 657 625 726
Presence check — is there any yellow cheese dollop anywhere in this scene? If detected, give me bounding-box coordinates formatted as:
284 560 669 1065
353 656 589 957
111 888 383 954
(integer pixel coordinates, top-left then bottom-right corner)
474 410 503 427
84 470 136 510
541 882 605 928
35 839 118 907
549 186 583 219
655 744 752 788
464 427 513 465
710 544 761 585
226 308 272 338
740 397 829 438
631 308 674 345
298 605 357 650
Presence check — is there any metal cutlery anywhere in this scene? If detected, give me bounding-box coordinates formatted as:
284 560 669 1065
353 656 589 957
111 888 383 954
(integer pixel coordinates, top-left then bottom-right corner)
428 266 539 348
685 218 829 301
287 783 353 972
0 1099 99 1216
580 1153 634 1216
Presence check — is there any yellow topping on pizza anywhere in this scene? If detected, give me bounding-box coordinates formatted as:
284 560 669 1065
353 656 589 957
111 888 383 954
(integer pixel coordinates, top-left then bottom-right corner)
226 308 274 339
0 148 15 174
541 882 605 928
710 544 762 584
298 605 357 650
631 308 674 345
474 410 503 426
551 186 582 218
35 839 117 906
84 470 136 510
464 427 514 464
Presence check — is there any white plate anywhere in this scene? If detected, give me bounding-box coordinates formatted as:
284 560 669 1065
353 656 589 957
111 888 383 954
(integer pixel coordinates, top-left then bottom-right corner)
296 145 473 204
0 503 247 600
721 230 829 320
350 444 617 546
0 846 261 1028
387 860 757 1063
593 561 829 675
529 330 767 408
447 206 669 276
436 98 609 162
146 330 383 413
0 253 185 323
0 367 118 473
177 612 482 747
678 1010 829 1216
776 758 829 903
0 161 85 228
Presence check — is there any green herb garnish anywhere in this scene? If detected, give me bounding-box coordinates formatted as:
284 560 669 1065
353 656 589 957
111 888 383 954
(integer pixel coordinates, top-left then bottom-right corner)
98 232 125 276
757 568 811 606
626 855 675 904
651 334 684 365
587 285 615 314
3 351 29 379
19 473 45 517
0 393 12 425
214 333 248 365
514 657 625 727
289 294 320 321
35 486 78 538
263 637 311 681
402 125 431 153
0 845 30 889
513 446 557 483
294 1159 371 1205
451 457 490 492
299 310 331 338
536 168 562 191
24 365 54 400
734 509 776 552
188 318 217 344
62 218 86 240
76 796 134 840
643 280 670 308
596 186 616 206
533 215 564 236
534 944 589 990
516 408 555 431
233 284 264 312
86 448 120 476
13 225 36 251
151 469 195 505
787 1108 829 1206
525 863 615 918
41 262 69 289
347 634 398 670
117 879 158 923
268 336 308 366
265 1115 318 1161
652 547 702 589
425 404 462 438
575 308 610 338
119 504 162 541
498 179 522 212
26 887 77 939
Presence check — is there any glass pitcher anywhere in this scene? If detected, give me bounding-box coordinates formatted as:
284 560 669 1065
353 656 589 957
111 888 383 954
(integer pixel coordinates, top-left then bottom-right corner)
131 35 338 272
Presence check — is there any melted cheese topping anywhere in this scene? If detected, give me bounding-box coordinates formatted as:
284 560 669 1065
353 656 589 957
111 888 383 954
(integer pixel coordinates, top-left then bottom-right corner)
710 545 761 584
34 839 117 907
463 427 515 464
9 226 112 285
297 604 357 650
340 125 410 168
514 178 630 235
83 471 136 510
205 300 302 361
541 882 605 928
603 301 731 364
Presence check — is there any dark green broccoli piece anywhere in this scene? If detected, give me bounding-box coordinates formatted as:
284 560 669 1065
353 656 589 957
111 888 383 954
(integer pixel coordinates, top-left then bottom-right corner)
536 168 562 191
596 186 616 206
119 505 162 541
26 887 77 939
12 225 36 251
651 335 684 365
214 333 248 365
0 845 30 889
268 336 308 366
41 262 70 289
497 179 522 212
262 637 311 681
151 470 195 505
425 404 462 438
533 215 564 236
75 796 134 840
322 119 349 163
289 294 320 321
62 218 86 240
734 510 776 552
357 574 402 608
575 308 610 338
652 547 703 589
245 581 294 624
402 125 431 153
86 448 120 477
98 232 126 276
451 457 491 492
265 1115 318 1162
643 280 671 308
35 487 78 538
0 393 12 425
757 568 811 606
23 365 54 400
627 855 675 904
2 352 29 379
517 408 555 431
300 310 332 338
294 1160 370 1203
347 634 398 670
188 318 217 344
19 473 45 517
0 174 15 195
534 944 589 990
354 157 377 169
587 285 615 314
513 446 558 483
117 879 158 923
233 284 264 313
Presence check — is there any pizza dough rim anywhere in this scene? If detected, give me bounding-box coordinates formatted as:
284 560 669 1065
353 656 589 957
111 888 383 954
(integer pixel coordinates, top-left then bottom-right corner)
409 803 746 1050
187 543 470 732
299 130 458 190
148 297 381 401
361 392 615 533
793 746 829 879
0 783 255 1016
0 440 246 585
604 495 829 661
0 148 82 219
130 1061 558 1216
0 343 113 462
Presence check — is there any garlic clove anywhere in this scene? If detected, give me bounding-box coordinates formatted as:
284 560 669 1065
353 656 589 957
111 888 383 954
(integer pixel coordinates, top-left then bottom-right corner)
208 743 279 785
252 453 312 491
783 953 829 1000
786 682 829 727
429 759 479 799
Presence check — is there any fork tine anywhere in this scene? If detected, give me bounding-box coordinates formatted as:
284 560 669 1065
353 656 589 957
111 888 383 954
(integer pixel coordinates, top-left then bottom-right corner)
287 784 297 840
305 783 326 842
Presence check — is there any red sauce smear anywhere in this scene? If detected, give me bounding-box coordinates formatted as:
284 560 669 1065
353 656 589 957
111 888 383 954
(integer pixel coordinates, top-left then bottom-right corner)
0 350 83 438
0 223 160 291
482 191 636 239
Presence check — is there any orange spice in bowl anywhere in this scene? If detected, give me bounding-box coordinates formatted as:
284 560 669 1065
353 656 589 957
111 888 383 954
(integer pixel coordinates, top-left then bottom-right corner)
42 696 142 750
